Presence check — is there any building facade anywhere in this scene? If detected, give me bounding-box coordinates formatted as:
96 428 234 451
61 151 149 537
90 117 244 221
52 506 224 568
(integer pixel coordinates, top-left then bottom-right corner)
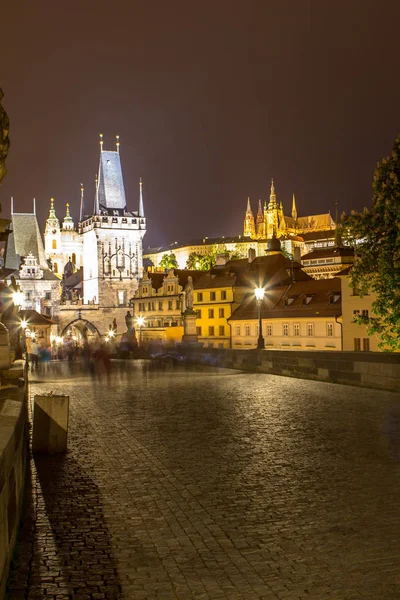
44 198 83 275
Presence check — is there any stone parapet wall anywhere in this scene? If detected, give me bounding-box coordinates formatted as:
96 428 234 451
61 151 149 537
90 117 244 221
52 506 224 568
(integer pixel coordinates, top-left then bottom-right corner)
0 384 28 600
181 348 400 392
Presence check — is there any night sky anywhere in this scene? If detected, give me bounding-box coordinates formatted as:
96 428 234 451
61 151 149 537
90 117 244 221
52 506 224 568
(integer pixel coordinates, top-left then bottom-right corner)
1 0 400 249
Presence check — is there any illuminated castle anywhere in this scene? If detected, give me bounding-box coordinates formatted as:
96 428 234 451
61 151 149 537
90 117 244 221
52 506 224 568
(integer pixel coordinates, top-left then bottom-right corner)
243 179 334 239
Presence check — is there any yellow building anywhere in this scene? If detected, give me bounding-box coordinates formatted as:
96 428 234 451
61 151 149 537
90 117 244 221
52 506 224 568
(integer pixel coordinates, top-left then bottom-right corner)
229 277 342 351
338 271 380 352
130 269 197 348
193 273 237 349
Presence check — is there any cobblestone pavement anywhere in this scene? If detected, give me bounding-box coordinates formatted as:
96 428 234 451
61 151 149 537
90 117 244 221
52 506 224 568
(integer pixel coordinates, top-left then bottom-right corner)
7 361 400 599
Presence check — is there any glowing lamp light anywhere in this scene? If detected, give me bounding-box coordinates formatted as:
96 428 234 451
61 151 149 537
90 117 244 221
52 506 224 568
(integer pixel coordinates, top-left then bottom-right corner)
56 336 63 345
108 329 115 338
20 319 28 330
255 287 265 301
136 316 145 327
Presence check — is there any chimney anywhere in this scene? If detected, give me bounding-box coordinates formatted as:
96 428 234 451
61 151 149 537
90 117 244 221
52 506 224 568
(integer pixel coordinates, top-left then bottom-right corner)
248 248 256 263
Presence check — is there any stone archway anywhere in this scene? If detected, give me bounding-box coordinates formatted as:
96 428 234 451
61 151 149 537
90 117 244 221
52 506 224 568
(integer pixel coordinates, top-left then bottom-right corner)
60 318 101 341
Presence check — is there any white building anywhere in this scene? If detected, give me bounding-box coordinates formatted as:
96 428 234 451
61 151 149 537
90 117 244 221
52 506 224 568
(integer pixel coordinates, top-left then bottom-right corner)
44 197 83 275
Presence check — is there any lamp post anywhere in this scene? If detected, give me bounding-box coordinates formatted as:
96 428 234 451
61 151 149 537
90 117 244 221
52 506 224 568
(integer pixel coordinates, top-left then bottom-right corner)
136 316 145 347
255 287 265 350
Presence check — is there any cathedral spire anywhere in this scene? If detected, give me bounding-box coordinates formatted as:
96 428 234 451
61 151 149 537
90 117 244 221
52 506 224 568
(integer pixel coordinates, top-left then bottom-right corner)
243 196 255 238
116 135 120 153
99 133 103 152
10 196 13 215
79 183 85 222
139 177 145 217
33 197 36 215
291 193 297 221
268 178 277 209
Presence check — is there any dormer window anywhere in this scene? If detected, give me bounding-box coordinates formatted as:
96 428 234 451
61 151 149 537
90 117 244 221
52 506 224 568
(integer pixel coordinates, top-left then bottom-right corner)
329 293 341 304
302 295 313 306
284 297 295 306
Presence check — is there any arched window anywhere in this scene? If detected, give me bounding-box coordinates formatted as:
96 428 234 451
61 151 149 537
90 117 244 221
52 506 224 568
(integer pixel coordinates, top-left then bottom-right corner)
72 253 76 265
54 263 58 274
52 239 57 249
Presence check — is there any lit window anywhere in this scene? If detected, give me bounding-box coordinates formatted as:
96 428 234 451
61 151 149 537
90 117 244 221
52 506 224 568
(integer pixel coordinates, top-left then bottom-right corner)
294 323 300 336
235 325 241 336
266 324 272 336
283 324 289 336
327 323 334 337
118 291 125 305
307 323 314 336
363 338 370 351
52 239 57 249
245 325 250 336
354 338 361 351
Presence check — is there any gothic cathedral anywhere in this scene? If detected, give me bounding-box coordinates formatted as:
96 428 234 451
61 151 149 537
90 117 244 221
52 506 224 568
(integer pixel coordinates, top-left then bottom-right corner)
243 179 334 239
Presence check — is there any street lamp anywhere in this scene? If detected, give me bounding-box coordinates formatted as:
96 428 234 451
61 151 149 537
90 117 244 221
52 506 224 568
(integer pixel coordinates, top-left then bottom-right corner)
254 287 265 350
136 316 145 346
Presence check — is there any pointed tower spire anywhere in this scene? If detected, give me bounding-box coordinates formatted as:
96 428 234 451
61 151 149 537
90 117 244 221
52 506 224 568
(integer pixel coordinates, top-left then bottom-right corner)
11 196 13 215
291 193 297 221
268 178 277 209
99 133 103 152
139 177 144 217
116 135 120 153
93 173 98 215
243 196 255 238
79 183 85 221
44 197 60 236
33 198 36 215
62 202 74 230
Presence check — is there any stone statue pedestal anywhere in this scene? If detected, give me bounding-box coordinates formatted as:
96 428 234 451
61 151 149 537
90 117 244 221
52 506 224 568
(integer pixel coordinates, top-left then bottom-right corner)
180 309 202 347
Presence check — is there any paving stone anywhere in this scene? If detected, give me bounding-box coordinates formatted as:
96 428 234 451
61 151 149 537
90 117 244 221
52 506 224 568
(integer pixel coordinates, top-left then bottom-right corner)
6 361 400 599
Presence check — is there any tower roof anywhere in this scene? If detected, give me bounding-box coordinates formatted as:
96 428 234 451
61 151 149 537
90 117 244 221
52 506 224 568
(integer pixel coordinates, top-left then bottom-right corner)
5 213 48 271
96 149 127 212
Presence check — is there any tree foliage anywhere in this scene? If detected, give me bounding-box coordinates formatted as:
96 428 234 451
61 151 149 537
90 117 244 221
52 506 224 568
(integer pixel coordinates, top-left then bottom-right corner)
343 135 400 350
159 252 178 270
185 244 245 270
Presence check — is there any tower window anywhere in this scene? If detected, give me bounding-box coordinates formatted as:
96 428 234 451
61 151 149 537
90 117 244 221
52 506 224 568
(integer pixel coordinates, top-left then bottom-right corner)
52 240 57 249
72 253 76 264
53 263 58 274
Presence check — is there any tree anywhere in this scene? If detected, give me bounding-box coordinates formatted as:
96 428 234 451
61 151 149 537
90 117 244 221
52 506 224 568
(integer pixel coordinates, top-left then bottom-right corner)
159 252 178 270
186 252 202 270
343 135 400 350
